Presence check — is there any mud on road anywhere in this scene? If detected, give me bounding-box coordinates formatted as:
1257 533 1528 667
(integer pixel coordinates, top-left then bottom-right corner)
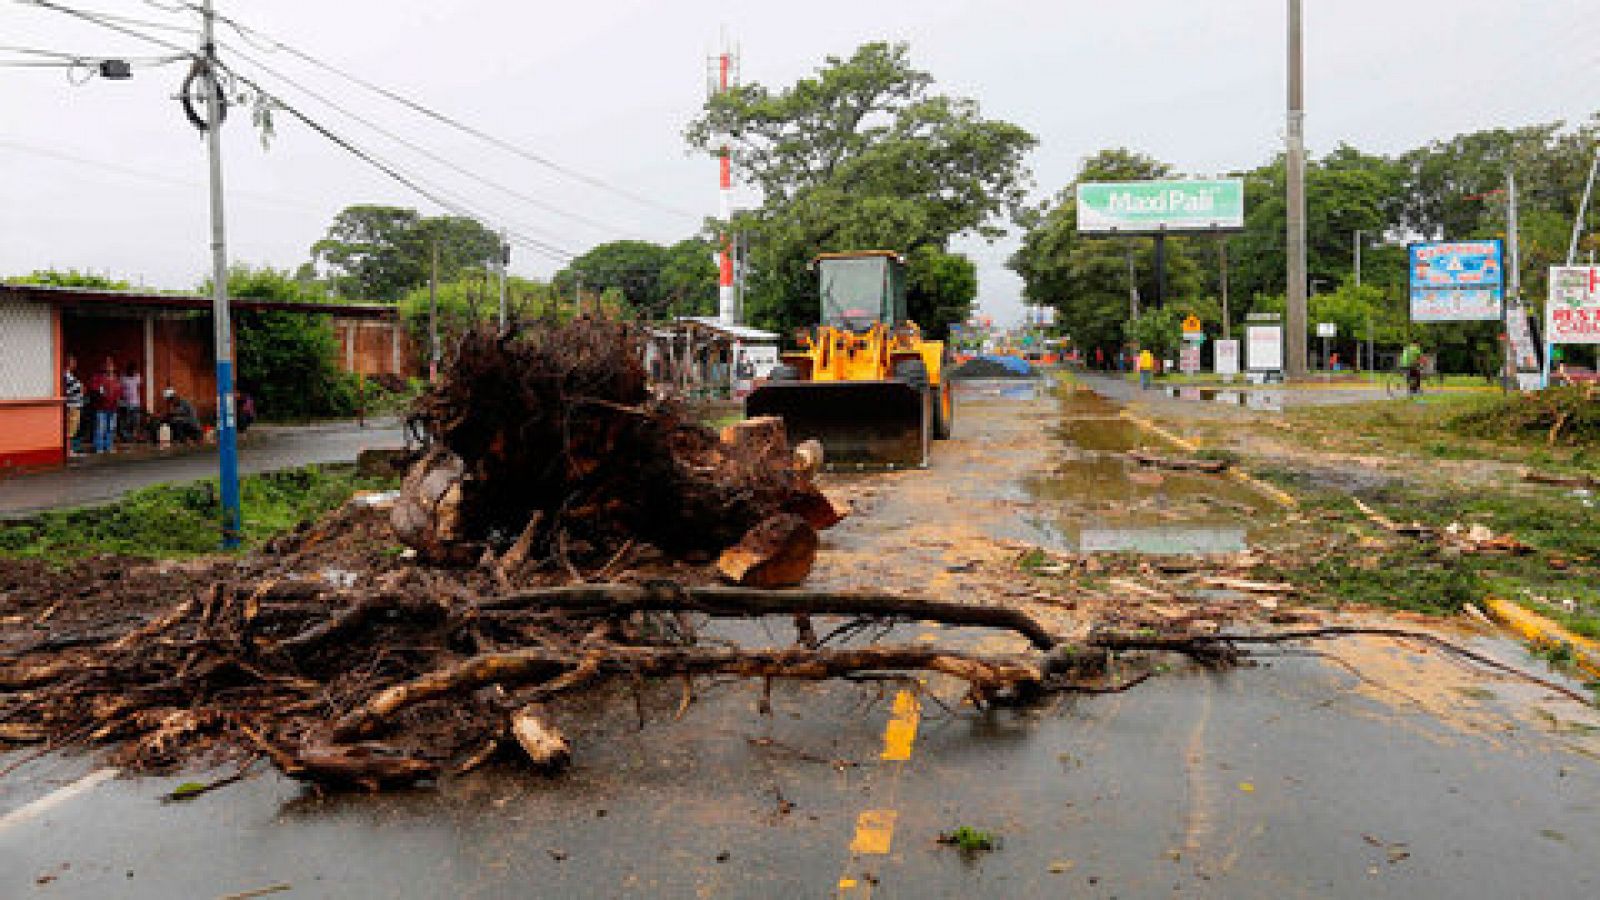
4 376 1600 899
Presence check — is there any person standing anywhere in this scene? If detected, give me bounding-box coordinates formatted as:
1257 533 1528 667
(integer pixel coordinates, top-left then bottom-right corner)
1400 340 1423 397
62 355 85 457
87 357 121 454
1136 347 1156 390
118 362 145 443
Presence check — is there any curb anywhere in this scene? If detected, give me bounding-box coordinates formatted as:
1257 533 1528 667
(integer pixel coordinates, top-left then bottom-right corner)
1482 596 1600 682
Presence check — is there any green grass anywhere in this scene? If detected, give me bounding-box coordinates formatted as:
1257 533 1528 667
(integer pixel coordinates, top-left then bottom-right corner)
1252 470 1600 628
0 464 398 562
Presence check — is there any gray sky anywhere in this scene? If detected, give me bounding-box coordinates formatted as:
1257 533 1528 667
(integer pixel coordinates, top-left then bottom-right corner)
2 0 1596 325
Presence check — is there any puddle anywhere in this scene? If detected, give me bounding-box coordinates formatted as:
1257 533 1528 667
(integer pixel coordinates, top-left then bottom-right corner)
952 377 1042 400
1017 384 1278 555
1163 385 1284 412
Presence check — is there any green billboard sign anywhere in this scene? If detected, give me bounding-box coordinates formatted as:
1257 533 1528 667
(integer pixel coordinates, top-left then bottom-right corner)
1076 179 1244 234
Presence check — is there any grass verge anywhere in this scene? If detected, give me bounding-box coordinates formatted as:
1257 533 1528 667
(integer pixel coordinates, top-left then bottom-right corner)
0 463 398 562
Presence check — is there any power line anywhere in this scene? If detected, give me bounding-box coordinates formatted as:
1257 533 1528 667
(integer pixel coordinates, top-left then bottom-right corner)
10 0 196 47
218 40 627 238
12 1 575 263
207 9 702 221
221 66 575 262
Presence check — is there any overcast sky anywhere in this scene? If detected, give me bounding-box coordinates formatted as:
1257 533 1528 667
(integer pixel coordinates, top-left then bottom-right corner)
2 0 1596 325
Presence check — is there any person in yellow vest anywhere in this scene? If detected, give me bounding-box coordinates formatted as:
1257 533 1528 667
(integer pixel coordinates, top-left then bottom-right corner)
1136 348 1156 390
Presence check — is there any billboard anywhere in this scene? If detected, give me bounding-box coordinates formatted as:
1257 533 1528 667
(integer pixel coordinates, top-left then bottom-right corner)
1077 179 1244 234
1408 240 1504 322
1214 339 1240 376
1547 266 1600 345
1246 325 1282 371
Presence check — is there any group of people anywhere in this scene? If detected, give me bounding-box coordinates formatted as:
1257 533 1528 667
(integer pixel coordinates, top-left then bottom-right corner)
62 355 205 456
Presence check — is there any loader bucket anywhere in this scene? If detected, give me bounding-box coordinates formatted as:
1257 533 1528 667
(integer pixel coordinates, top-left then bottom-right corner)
746 380 930 470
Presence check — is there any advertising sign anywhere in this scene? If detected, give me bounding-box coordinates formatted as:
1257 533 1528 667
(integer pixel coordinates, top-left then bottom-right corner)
1505 302 1540 371
1547 266 1600 345
1408 240 1504 322
1246 325 1283 372
1077 179 1245 234
1214 339 1240 376
1180 343 1201 375
1316 322 1336 338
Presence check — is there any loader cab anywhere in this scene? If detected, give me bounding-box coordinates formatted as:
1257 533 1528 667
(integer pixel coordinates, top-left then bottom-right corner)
814 252 907 333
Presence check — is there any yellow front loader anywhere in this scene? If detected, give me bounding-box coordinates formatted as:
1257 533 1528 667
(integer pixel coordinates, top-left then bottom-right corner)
745 251 953 469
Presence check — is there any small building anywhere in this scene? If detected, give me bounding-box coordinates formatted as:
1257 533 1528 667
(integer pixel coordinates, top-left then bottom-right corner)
0 283 411 473
645 317 779 400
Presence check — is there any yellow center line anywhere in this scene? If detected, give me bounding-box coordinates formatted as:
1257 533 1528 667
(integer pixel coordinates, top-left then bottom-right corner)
1120 410 1299 509
837 686 923 897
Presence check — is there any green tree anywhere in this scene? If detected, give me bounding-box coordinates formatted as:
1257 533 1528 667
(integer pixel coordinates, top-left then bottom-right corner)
226 266 356 419
905 246 977 340
13 269 129 290
399 272 562 353
686 42 1035 335
310 206 501 302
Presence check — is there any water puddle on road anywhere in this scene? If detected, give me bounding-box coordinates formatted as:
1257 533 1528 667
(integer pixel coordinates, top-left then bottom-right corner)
1163 385 1285 412
1015 385 1279 555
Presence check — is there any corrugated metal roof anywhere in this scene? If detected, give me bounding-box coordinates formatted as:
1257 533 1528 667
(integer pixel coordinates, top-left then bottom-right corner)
677 316 778 341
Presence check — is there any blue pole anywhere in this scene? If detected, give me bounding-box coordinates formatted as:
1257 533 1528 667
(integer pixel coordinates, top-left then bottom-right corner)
201 1 241 548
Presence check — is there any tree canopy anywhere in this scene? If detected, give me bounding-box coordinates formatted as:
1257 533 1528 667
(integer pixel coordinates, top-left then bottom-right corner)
552 238 717 319
310 206 502 302
686 42 1035 335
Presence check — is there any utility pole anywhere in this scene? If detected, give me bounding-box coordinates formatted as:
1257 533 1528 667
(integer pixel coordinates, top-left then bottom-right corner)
1353 229 1362 288
496 230 509 329
200 0 240 549
428 239 439 382
1219 236 1231 340
1126 242 1140 322
1284 0 1309 378
1566 146 1599 266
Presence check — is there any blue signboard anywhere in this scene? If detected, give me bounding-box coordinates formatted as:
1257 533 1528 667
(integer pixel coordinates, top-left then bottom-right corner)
1408 240 1504 322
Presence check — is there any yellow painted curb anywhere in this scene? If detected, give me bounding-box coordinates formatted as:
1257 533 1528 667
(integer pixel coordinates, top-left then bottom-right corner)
1483 596 1600 682
1119 410 1299 509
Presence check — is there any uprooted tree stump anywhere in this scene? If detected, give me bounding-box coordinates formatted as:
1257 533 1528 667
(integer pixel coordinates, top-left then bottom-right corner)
393 320 845 582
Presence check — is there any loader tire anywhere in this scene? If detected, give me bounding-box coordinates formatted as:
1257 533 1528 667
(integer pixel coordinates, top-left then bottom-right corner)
932 383 954 440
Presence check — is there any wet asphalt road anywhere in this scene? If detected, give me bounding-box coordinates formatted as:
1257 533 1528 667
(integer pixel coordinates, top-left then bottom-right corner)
3 380 1598 898
0 419 404 519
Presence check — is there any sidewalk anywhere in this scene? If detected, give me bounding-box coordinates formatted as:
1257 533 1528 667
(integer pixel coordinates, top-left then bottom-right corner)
0 418 403 519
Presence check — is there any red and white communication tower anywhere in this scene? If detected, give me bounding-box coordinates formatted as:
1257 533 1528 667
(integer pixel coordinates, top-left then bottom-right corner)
709 41 740 325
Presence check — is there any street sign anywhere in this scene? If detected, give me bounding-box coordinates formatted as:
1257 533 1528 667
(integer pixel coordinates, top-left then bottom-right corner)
1180 343 1201 374
1247 325 1283 372
1214 339 1240 376
1181 314 1203 334
1076 179 1245 234
1408 240 1505 322
1316 322 1336 338
1547 266 1600 345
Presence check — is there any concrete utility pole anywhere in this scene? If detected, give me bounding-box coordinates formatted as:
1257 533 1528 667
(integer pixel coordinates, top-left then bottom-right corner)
1284 0 1309 377
1353 229 1362 288
200 0 241 548
1126 242 1140 321
496 231 509 329
428 239 439 382
1567 147 1599 266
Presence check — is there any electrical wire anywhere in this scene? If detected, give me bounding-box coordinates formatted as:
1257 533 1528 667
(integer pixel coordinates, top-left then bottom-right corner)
12 0 576 263
222 66 575 262
218 40 629 238
206 9 701 221
9 0 194 54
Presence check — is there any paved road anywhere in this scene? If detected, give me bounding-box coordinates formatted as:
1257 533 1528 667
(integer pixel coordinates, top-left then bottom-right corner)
0 419 404 519
3 384 1597 898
